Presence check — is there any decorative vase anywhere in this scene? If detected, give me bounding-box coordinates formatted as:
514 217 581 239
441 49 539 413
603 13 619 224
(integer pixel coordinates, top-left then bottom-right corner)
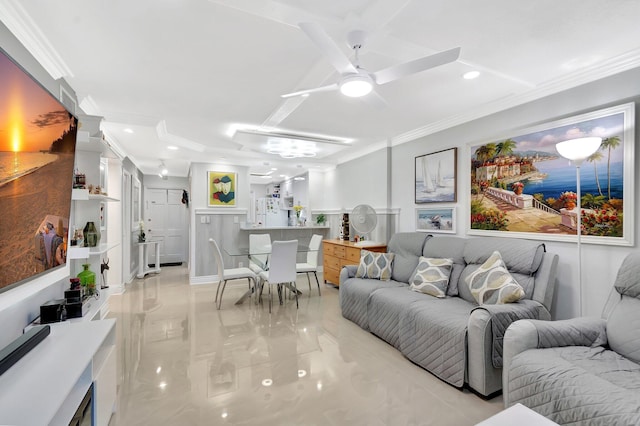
83 221 100 247
514 187 523 195
565 201 576 210
77 263 96 296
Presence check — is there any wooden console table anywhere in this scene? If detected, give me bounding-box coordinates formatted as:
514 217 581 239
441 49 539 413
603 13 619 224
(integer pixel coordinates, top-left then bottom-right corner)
322 239 387 286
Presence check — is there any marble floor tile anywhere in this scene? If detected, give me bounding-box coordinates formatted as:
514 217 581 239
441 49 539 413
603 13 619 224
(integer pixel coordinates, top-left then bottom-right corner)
108 266 503 425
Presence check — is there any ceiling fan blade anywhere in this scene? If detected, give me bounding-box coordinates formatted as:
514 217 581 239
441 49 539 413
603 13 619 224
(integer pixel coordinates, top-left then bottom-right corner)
281 83 339 98
361 90 389 110
299 22 358 75
373 47 461 85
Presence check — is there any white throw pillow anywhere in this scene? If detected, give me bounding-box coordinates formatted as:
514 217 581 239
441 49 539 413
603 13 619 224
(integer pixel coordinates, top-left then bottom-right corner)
465 251 524 304
409 257 453 298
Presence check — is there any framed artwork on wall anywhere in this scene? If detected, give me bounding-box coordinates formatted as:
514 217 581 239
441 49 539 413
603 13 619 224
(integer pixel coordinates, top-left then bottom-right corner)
415 147 457 203
208 171 237 207
468 102 634 246
416 207 456 233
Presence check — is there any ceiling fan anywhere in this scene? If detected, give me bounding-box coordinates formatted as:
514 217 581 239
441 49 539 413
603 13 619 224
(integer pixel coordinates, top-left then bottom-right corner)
282 22 461 99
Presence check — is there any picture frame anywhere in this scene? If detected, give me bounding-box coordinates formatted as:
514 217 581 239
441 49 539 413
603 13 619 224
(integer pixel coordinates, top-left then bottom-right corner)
208 171 237 207
468 102 634 246
416 207 456 233
415 147 457 203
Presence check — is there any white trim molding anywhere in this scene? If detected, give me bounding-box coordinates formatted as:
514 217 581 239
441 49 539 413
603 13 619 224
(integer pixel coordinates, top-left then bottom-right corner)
0 0 73 79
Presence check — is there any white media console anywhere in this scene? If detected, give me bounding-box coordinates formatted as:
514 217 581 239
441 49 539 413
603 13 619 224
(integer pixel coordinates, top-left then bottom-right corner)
0 319 116 425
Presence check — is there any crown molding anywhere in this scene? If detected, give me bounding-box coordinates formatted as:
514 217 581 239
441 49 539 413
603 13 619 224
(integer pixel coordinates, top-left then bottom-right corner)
0 0 72 79
391 48 640 146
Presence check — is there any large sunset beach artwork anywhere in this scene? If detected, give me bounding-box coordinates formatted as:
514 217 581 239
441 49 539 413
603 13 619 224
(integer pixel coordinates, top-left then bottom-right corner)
0 49 77 290
469 103 634 245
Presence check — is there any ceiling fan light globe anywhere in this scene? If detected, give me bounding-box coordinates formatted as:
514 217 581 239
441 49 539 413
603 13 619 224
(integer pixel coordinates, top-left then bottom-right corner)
339 74 373 97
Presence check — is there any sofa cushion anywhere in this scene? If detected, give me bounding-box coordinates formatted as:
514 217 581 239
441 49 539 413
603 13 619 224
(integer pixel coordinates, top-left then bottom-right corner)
465 251 524 305
355 250 395 280
464 237 545 275
387 232 431 282
367 287 434 349
339 277 406 330
613 253 640 299
409 257 453 298
399 297 474 387
422 236 466 296
508 346 640 425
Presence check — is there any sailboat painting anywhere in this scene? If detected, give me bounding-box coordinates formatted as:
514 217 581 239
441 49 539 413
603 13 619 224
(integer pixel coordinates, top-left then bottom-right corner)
415 148 457 203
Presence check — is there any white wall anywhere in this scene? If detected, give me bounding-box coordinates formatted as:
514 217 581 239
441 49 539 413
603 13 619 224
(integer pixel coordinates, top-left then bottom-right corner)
188 163 250 282
390 67 640 320
336 148 390 210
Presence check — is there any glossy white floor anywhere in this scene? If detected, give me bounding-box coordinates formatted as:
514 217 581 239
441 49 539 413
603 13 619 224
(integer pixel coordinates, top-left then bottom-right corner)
107 265 503 425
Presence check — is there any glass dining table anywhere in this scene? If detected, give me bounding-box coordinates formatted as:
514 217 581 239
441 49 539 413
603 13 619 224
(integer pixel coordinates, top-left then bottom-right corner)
222 244 312 305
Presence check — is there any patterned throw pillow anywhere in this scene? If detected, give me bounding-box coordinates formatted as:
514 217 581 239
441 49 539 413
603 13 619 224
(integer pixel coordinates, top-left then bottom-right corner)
409 257 454 298
355 250 395 281
465 251 525 305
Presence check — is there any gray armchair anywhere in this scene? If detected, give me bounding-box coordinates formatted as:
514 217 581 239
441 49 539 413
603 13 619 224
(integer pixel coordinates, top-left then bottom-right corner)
503 253 640 425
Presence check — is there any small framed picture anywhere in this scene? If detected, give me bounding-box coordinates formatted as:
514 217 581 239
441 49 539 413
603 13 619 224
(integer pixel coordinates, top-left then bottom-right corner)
208 171 237 207
415 147 457 204
416 207 456 233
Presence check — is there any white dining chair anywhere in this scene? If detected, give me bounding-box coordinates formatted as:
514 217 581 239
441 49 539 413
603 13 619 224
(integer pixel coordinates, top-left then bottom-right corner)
258 240 298 313
249 234 271 274
210 239 258 310
296 234 323 296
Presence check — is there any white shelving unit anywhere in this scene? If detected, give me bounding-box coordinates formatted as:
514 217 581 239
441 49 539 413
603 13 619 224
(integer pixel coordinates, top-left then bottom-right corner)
69 115 123 316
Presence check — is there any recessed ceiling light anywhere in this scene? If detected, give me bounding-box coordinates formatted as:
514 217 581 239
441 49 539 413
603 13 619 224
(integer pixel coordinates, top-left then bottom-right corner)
167 145 178 150
261 379 273 387
463 71 480 80
294 177 305 181
124 128 134 134
270 168 278 171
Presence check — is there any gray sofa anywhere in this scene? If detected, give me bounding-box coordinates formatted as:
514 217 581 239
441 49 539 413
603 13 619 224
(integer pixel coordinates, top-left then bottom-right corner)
339 232 559 397
503 252 640 424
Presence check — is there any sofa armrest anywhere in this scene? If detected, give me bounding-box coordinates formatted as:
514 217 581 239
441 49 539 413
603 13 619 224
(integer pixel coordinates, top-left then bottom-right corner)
339 264 358 285
502 317 607 406
467 299 547 396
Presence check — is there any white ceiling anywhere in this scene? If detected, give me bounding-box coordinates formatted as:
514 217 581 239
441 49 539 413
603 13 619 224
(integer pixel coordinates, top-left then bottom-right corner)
3 0 640 182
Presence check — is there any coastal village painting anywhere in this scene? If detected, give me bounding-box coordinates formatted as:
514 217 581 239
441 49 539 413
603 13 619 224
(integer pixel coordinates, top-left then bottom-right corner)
469 104 633 244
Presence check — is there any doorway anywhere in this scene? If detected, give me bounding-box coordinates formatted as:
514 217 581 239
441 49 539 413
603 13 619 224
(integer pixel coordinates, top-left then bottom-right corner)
145 188 188 265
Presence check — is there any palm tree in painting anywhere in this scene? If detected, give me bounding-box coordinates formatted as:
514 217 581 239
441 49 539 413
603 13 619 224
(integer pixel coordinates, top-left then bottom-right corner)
496 139 517 158
587 150 604 196
600 136 621 199
475 143 498 164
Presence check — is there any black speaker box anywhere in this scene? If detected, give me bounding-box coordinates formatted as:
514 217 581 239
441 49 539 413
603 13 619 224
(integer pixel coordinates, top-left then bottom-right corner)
0 325 50 376
64 289 82 304
40 299 65 324
65 301 89 319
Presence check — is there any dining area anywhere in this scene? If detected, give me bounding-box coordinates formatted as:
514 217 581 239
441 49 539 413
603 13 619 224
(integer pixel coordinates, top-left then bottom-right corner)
208 234 324 312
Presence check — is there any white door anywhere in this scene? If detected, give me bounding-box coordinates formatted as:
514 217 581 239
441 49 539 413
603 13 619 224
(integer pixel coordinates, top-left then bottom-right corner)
146 188 187 265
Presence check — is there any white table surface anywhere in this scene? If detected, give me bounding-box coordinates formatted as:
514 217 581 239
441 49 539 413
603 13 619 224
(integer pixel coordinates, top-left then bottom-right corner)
476 403 559 425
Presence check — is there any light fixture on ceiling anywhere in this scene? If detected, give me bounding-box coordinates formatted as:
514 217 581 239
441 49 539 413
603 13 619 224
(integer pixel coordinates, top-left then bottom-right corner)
555 136 602 316
463 70 480 80
124 128 134 134
293 176 306 181
167 145 178 150
158 161 169 178
339 73 373 97
267 139 317 158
